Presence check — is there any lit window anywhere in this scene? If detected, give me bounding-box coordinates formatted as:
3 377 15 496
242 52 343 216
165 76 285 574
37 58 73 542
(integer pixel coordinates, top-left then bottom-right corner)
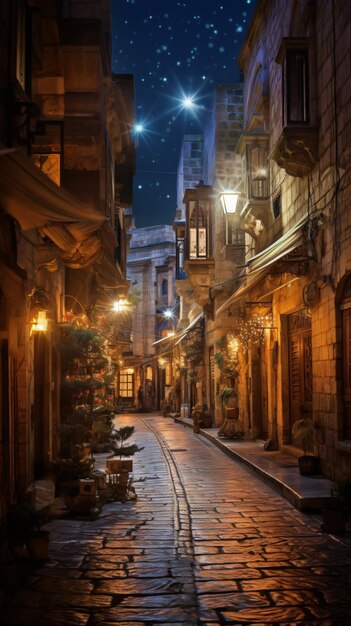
189 200 209 259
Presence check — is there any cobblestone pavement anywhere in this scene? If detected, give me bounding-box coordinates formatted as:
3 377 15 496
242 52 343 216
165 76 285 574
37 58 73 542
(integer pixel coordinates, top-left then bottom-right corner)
4 414 351 625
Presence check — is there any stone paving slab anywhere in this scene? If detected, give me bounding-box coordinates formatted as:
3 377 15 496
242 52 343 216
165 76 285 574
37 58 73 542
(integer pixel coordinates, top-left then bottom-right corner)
3 413 351 625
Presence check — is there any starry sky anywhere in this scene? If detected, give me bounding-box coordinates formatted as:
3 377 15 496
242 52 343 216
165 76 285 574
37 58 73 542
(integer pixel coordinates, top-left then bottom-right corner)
111 0 257 227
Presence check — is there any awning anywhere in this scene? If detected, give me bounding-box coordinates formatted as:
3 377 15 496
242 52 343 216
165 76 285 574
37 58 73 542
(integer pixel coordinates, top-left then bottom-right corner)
216 270 266 315
175 312 204 345
216 214 309 315
0 149 106 268
247 214 308 274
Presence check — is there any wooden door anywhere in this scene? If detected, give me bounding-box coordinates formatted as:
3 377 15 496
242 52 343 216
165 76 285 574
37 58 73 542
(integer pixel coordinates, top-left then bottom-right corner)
288 310 312 431
342 307 351 438
34 334 49 478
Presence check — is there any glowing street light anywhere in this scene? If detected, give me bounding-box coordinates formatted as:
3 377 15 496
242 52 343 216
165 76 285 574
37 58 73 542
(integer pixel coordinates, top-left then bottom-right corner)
112 298 128 313
163 308 174 319
220 191 240 214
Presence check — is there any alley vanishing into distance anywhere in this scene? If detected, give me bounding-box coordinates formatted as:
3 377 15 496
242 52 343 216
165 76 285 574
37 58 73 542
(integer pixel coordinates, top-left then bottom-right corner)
4 414 351 626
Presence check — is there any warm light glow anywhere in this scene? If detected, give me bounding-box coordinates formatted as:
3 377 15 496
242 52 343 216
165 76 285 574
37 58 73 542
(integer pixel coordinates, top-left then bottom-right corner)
112 298 128 313
31 310 48 334
166 330 175 338
220 191 240 214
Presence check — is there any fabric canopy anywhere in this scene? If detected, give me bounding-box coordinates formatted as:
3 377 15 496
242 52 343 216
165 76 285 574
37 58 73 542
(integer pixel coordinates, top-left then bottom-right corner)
0 149 106 268
246 213 308 274
216 214 309 315
175 312 204 345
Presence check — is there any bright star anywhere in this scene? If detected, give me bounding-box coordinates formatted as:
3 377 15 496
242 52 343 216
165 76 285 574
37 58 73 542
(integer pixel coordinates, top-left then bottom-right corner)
181 95 195 109
134 123 145 134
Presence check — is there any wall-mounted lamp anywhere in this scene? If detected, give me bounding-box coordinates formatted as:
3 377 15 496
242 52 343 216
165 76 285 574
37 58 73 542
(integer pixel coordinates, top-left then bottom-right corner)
112 298 128 313
220 191 240 215
31 310 48 334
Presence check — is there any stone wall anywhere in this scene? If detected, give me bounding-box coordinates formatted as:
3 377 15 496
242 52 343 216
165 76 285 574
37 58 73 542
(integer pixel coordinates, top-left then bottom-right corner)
237 0 351 480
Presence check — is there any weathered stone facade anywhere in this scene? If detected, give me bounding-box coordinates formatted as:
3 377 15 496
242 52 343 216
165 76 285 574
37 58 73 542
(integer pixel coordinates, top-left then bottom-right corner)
0 0 134 519
174 85 245 424
173 0 351 482
123 225 176 410
228 0 351 482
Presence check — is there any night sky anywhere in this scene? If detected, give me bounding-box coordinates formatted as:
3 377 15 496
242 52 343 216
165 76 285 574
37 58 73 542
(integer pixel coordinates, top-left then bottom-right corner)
111 0 257 228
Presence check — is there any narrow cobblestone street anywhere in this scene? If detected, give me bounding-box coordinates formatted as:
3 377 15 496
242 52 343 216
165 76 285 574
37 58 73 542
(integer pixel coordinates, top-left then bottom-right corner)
4 413 351 625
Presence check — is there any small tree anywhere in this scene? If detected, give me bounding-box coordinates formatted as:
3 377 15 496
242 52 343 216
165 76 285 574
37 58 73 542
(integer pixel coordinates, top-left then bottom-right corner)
109 426 144 459
59 326 116 457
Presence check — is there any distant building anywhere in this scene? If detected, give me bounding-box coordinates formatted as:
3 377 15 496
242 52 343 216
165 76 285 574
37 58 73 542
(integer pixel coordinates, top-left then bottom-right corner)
120 225 176 410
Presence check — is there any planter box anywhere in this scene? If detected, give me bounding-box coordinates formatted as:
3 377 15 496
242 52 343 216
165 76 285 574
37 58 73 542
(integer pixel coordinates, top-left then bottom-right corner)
106 458 133 473
78 479 96 496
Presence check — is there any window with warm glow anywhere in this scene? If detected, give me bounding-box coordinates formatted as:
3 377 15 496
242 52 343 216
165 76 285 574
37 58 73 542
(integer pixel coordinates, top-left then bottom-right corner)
119 368 134 398
189 200 209 259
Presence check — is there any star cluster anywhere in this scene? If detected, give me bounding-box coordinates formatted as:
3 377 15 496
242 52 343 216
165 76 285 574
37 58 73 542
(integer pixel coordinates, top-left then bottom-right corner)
111 0 256 226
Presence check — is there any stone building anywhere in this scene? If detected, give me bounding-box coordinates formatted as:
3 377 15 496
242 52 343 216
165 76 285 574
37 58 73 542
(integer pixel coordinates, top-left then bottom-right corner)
0 0 135 519
120 224 176 411
172 0 351 483
214 0 351 482
174 85 245 422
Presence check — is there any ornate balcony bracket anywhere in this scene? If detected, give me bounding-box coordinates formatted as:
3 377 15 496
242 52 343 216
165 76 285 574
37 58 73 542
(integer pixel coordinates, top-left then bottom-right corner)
270 126 319 177
240 200 270 240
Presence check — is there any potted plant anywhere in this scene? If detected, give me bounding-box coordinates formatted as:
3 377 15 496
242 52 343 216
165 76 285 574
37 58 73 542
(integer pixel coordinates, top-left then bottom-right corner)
8 502 51 561
321 481 351 534
220 387 237 419
107 425 143 473
191 403 212 432
291 411 320 476
191 403 203 433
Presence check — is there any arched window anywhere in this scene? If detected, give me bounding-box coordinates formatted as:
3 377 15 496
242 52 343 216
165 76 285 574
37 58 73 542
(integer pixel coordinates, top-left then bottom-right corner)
341 277 351 438
161 279 168 297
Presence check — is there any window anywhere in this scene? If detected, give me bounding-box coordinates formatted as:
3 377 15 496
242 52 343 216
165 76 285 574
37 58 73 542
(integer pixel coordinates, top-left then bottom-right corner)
226 219 245 247
285 49 309 124
273 193 281 220
176 237 186 279
32 121 63 186
16 0 27 91
276 39 310 126
189 200 209 259
247 144 269 199
119 368 134 399
161 279 168 297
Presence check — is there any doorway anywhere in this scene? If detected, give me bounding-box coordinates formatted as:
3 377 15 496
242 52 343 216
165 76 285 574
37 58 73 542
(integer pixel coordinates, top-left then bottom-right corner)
288 309 313 431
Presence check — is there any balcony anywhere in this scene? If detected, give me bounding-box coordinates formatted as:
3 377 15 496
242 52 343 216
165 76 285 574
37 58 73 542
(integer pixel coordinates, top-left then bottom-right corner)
270 126 319 178
182 184 215 307
237 132 271 238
